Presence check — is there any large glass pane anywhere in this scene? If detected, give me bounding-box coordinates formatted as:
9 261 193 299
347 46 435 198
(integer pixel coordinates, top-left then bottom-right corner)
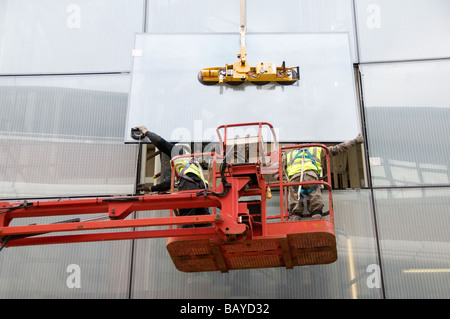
126 33 360 143
131 190 382 299
0 0 144 74
146 0 358 62
0 74 138 198
374 188 450 298
355 0 450 63
361 60 450 187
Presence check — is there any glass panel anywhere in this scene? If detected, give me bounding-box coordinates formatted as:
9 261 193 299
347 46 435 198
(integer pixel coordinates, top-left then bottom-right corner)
374 188 450 298
126 33 360 143
146 0 358 62
0 240 132 298
361 61 450 187
146 0 239 33
247 0 358 62
0 0 144 74
0 74 138 198
131 190 382 299
355 0 450 63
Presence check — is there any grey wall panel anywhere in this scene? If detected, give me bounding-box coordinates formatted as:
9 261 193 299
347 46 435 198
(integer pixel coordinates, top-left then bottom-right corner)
0 138 138 198
355 0 450 63
146 0 239 33
361 61 450 187
0 74 138 198
0 0 144 74
1 75 130 137
0 239 132 298
374 188 450 298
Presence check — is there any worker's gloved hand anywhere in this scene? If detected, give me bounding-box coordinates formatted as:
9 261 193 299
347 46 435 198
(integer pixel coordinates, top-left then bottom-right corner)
137 126 148 134
199 161 208 170
136 184 151 192
354 134 364 144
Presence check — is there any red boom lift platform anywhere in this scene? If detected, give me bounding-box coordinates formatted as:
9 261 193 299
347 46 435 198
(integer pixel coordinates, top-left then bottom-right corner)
0 122 337 273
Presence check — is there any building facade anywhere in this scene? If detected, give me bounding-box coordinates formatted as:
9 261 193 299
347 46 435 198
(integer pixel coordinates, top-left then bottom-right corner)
1 0 450 299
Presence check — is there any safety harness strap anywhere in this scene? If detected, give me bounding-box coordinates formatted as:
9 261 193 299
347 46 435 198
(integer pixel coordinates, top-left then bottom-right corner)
293 185 318 195
288 148 320 172
178 158 208 189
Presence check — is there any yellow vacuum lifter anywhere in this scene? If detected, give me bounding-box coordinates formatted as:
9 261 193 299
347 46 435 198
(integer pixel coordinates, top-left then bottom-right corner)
198 0 300 86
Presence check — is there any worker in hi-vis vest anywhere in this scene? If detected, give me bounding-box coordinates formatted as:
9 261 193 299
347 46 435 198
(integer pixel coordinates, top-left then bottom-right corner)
135 126 210 227
285 134 364 221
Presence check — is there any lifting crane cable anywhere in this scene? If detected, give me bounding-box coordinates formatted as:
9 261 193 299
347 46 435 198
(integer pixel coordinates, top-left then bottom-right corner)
0 200 33 215
0 216 82 252
0 238 9 252
0 201 33 251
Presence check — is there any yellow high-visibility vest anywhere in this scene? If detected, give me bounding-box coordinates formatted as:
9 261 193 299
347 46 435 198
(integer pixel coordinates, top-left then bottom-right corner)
172 158 208 187
286 147 322 178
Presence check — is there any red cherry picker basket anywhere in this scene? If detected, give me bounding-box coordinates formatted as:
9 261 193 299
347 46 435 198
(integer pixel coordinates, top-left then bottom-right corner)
0 122 336 272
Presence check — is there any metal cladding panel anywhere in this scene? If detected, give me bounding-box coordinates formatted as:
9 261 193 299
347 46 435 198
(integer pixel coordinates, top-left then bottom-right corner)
355 0 450 63
374 188 450 298
0 74 138 198
0 0 144 74
361 60 450 187
0 236 133 298
125 33 360 143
